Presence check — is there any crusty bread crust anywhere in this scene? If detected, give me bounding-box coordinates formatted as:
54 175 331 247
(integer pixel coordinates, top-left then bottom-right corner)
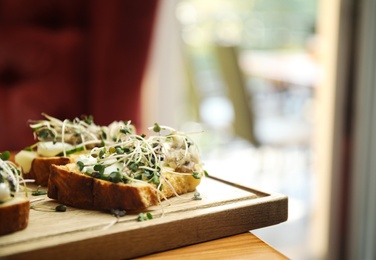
48 164 159 210
48 163 201 211
0 197 30 236
23 157 72 187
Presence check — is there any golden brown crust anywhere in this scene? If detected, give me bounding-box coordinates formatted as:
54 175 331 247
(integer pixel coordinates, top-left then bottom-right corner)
23 157 72 186
0 198 30 236
48 164 95 209
48 163 202 211
48 164 160 210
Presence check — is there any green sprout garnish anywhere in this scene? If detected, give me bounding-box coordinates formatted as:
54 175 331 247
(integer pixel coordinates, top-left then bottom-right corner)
27 113 136 157
0 151 24 199
0 151 11 161
81 115 94 125
153 123 161 133
31 204 67 212
193 191 202 200
77 161 85 171
137 212 153 221
32 185 47 196
192 171 201 179
94 164 105 174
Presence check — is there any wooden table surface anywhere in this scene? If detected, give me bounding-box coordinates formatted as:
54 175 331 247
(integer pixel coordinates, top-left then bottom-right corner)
138 232 288 259
4 152 288 259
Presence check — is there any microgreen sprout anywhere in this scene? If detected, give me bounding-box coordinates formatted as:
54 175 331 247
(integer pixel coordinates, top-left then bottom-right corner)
0 151 11 161
193 191 202 200
30 204 67 212
192 171 201 179
77 161 85 171
27 113 136 157
31 185 47 196
137 212 153 221
82 115 94 125
152 123 161 133
0 151 24 201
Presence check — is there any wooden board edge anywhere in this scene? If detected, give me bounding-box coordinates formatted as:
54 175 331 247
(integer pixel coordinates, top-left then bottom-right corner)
3 192 288 259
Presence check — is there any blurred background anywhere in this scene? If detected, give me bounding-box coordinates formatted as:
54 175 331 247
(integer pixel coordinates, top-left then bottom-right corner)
144 1 317 259
1 0 375 259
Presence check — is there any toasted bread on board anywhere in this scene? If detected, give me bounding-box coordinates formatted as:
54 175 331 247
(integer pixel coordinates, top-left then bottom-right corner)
0 197 30 236
0 151 30 236
48 162 201 211
15 114 135 186
22 156 72 186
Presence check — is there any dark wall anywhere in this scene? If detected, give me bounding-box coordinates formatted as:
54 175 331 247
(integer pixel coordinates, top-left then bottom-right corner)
0 0 159 150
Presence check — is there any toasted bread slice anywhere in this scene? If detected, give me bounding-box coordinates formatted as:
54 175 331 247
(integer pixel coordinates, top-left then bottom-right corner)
48 163 201 211
26 157 72 186
0 197 30 236
15 150 83 187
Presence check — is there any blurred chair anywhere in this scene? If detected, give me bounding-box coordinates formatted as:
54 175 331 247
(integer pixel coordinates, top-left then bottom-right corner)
214 44 312 148
214 44 259 146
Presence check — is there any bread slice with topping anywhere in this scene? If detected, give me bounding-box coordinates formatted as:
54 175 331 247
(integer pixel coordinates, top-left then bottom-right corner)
0 197 30 236
48 162 201 211
15 114 135 186
47 124 206 211
16 152 72 186
0 151 30 236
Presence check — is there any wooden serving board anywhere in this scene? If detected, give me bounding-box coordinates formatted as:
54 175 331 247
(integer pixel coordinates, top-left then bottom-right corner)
0 176 287 259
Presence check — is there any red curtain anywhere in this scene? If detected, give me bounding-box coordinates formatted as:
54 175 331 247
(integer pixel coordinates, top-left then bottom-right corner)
0 0 159 150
